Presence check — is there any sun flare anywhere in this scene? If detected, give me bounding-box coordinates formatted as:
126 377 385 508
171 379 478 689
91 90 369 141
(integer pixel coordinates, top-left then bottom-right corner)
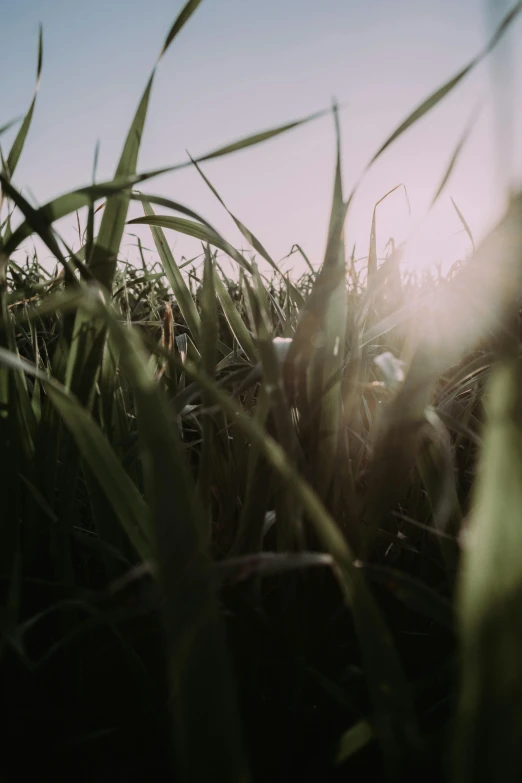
375 195 475 277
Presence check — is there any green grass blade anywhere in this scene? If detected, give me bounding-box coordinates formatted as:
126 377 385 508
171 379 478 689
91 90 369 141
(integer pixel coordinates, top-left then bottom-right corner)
188 156 302 305
367 65 472 168
455 355 522 782
88 75 154 288
158 0 205 59
0 175 91 279
128 213 254 274
345 1 522 208
141 199 202 344
2 177 218 257
4 25 42 180
283 107 347 417
244 274 301 549
213 270 258 363
313 106 347 498
188 107 330 166
198 245 219 522
430 102 482 208
288 105 347 498
89 0 204 289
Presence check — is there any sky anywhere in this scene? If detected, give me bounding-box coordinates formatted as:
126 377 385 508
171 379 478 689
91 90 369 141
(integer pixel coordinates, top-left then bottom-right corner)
2 0 522 278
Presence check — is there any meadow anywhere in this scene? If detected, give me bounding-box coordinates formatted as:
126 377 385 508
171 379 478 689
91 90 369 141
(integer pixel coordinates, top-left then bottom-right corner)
2 1 522 781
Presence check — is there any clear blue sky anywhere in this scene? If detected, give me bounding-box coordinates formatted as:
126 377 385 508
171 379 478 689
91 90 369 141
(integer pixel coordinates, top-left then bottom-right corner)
2 0 521 275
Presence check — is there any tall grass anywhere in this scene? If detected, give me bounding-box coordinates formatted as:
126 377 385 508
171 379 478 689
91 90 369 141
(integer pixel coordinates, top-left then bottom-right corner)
2 1 522 781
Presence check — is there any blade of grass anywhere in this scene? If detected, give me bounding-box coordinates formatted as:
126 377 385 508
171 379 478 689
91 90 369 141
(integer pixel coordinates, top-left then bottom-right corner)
213 270 258 363
184 106 331 167
367 185 407 281
128 213 254 274
344 1 522 211
430 102 482 208
141 199 201 344
2 178 227 259
89 0 204 290
4 25 42 180
244 273 301 549
455 354 522 783
198 245 219 525
451 197 475 250
289 104 348 499
187 155 303 304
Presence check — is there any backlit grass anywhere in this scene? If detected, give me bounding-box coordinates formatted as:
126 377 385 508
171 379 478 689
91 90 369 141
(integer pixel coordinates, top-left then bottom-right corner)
2 2 522 781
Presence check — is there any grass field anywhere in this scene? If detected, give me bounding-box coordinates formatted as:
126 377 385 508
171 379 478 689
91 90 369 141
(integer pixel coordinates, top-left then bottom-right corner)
2 1 522 781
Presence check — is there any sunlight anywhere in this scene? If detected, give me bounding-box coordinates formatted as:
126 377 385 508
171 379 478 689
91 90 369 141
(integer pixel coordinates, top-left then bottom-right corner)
399 215 472 275
373 191 476 276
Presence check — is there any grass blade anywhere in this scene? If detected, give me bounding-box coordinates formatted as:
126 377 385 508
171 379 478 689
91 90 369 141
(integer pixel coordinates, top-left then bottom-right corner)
129 213 254 274
198 244 219 522
187 107 330 166
213 270 257 363
141 199 201 344
367 185 406 281
345 1 522 207
430 102 482 208
4 25 42 180
455 355 522 782
284 106 348 498
158 0 204 59
88 75 154 288
2 177 220 258
451 197 475 250
188 156 302 304
89 0 204 289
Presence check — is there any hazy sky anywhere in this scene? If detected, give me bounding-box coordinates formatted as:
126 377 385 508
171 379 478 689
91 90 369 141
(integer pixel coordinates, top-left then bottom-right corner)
2 0 522 276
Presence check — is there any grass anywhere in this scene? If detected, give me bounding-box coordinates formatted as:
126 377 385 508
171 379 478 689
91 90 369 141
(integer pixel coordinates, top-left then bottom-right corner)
2 1 522 781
